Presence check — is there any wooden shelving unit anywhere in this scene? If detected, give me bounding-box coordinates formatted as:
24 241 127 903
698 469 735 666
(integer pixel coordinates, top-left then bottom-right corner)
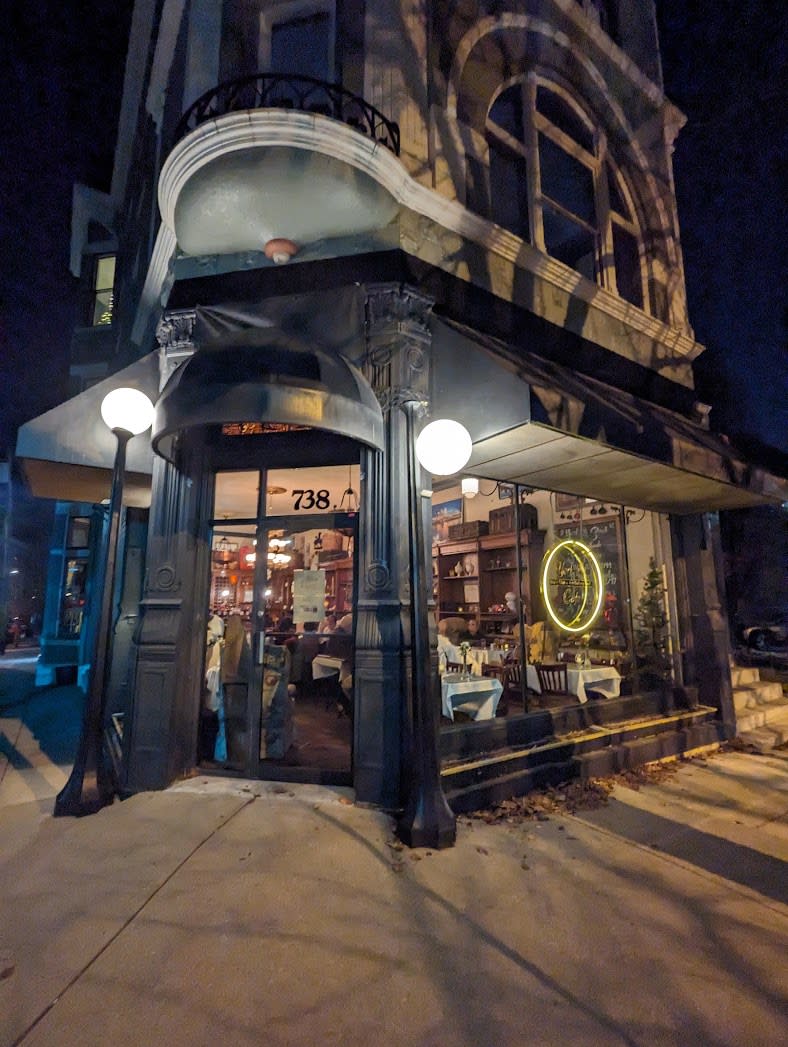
434 529 545 636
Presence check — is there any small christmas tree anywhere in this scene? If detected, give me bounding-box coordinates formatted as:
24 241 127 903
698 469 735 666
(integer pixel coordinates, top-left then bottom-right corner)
634 557 672 689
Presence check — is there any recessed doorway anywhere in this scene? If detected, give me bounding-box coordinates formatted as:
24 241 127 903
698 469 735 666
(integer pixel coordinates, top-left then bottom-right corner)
199 464 360 784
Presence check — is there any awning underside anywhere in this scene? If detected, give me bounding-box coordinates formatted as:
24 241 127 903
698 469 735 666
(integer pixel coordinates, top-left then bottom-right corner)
439 320 786 515
466 422 779 514
16 353 158 506
14 318 786 515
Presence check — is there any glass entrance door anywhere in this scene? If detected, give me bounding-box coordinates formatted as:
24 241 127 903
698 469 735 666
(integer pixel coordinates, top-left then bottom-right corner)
200 465 359 784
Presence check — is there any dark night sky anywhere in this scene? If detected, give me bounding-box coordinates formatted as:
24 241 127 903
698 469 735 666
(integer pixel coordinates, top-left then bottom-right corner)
1 1 785 470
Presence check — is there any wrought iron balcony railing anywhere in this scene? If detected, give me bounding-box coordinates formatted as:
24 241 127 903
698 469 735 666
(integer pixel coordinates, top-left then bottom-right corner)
174 73 400 155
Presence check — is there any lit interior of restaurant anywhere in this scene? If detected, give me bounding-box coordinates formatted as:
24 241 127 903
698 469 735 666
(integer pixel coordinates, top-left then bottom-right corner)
200 465 672 774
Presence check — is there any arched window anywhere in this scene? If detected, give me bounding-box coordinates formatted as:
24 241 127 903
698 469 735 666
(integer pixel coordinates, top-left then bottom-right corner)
484 80 647 312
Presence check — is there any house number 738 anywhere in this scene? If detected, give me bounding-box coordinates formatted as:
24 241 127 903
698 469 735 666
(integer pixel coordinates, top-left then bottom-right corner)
291 488 331 510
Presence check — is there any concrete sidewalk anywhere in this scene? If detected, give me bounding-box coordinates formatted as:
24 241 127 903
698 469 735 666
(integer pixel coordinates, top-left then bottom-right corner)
1 659 787 1046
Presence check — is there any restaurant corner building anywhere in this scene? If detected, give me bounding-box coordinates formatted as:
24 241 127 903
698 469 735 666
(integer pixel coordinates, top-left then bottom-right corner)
18 1 787 824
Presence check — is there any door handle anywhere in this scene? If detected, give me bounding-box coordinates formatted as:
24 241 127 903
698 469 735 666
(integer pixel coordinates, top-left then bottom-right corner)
253 631 266 665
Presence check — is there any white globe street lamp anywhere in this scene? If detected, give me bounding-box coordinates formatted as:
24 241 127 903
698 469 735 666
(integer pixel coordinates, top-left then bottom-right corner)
100 387 156 435
415 419 472 476
55 388 155 817
398 408 473 850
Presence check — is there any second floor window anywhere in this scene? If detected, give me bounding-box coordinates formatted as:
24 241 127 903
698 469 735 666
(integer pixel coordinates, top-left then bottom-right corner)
483 80 647 313
91 254 116 326
260 2 334 82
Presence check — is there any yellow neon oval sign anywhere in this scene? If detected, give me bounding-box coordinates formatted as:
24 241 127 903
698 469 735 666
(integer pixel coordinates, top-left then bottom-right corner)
541 539 605 634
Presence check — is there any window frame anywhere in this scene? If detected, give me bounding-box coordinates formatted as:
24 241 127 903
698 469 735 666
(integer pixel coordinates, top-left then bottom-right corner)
258 0 336 81
484 77 648 312
89 252 116 327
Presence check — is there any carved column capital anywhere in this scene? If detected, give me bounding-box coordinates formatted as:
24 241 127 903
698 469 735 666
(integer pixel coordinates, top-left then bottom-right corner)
363 285 434 414
156 309 197 389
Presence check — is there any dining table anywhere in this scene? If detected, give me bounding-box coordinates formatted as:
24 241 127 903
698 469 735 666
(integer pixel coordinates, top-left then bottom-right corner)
528 663 622 703
441 674 503 721
311 654 345 680
439 643 510 676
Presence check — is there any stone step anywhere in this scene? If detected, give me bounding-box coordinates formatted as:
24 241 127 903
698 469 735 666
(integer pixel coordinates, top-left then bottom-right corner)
442 709 715 793
732 681 784 712
442 710 721 813
736 700 788 734
573 722 721 779
731 665 761 687
737 713 788 752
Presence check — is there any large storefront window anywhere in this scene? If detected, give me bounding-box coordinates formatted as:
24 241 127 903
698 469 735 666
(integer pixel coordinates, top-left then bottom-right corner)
58 558 89 638
57 516 93 639
433 483 676 723
199 465 358 782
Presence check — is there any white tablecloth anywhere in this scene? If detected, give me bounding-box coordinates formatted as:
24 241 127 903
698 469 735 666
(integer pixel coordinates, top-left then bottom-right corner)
528 665 621 703
439 644 509 676
311 654 345 680
441 676 503 721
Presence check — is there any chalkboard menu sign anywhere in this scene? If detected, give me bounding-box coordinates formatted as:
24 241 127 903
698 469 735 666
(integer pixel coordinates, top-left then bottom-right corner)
554 517 624 634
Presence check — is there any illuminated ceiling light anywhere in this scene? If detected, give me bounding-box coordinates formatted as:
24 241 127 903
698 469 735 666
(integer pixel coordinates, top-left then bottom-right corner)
268 537 292 549
416 419 472 476
337 465 359 511
213 534 239 565
267 551 292 566
461 477 479 499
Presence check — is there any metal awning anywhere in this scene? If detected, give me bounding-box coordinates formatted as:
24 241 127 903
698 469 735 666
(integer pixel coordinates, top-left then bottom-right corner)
16 353 159 506
466 423 784 513
433 320 787 515
152 328 384 461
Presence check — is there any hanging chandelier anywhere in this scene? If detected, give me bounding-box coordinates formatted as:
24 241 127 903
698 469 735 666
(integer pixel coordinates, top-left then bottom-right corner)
212 535 239 565
267 535 292 567
336 465 359 512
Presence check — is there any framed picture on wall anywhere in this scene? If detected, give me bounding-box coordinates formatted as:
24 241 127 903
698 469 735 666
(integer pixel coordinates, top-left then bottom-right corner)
555 492 583 511
432 498 462 544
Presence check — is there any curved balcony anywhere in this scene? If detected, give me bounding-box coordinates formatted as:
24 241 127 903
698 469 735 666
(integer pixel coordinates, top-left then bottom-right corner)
175 73 400 155
161 74 403 260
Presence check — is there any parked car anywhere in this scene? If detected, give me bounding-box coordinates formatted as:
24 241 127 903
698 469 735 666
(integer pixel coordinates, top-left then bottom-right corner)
740 612 788 651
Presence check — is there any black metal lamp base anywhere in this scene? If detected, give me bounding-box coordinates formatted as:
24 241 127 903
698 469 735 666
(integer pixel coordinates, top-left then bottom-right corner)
54 732 116 817
397 788 457 849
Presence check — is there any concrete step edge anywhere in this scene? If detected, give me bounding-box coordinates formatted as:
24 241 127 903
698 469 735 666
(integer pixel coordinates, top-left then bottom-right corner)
735 706 788 732
737 720 788 752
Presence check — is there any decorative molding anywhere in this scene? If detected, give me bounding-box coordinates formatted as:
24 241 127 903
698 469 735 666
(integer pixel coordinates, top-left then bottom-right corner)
155 309 196 350
137 108 701 364
364 285 434 414
365 560 391 591
153 564 179 592
155 309 196 389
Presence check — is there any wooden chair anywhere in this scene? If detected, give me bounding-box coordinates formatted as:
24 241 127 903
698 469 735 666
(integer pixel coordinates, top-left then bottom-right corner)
497 661 526 714
536 662 570 696
479 662 505 712
445 661 465 674
481 663 505 680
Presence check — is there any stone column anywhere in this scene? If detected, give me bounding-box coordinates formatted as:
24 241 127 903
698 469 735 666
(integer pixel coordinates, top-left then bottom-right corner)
123 311 209 792
670 512 735 733
353 285 434 809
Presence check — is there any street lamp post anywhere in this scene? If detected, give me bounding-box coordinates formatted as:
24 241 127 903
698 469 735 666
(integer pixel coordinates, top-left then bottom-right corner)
55 388 155 817
397 411 472 849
